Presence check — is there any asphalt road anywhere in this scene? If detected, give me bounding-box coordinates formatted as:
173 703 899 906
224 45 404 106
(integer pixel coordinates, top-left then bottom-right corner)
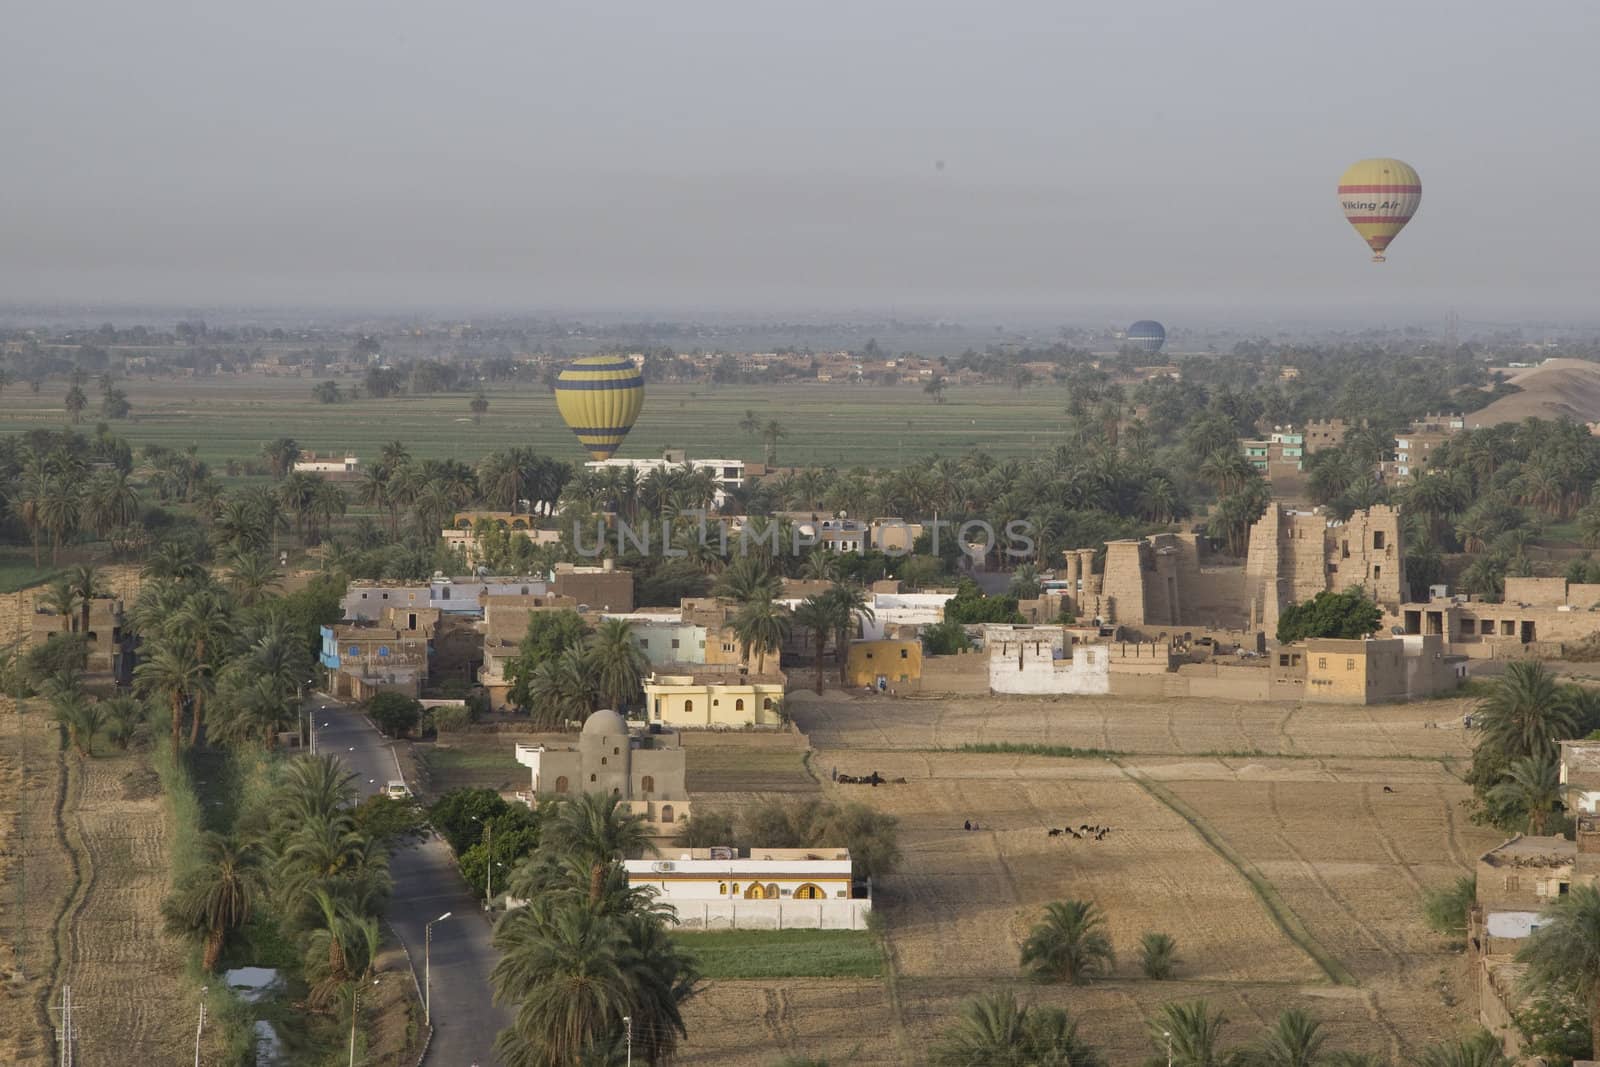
311 697 512 1066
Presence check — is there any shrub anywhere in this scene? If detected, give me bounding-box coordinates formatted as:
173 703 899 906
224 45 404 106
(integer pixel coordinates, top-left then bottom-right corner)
366 691 422 738
1139 931 1179 979
1421 875 1476 937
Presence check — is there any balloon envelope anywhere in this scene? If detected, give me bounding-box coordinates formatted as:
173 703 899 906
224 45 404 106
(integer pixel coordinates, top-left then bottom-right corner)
554 356 645 461
1126 320 1166 354
1337 158 1421 262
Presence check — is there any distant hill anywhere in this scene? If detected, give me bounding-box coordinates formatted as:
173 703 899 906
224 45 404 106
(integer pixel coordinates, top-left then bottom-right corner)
1469 358 1600 428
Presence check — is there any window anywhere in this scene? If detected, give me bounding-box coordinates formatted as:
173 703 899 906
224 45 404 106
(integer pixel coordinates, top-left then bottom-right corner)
731 883 739 895
1373 565 1381 580
683 700 693 712
661 804 674 823
1317 657 1327 669
795 883 824 900
639 639 649 649
671 638 680 649
900 648 908 658
1346 658 1355 671
441 588 450 600
613 747 620 755
641 775 655 793
520 586 529 595
600 757 607 766
719 882 727 895
762 698 773 709
1505 875 1521 892
589 774 597 783
1374 531 1386 550
735 699 745 711
865 652 873 660
554 776 569 794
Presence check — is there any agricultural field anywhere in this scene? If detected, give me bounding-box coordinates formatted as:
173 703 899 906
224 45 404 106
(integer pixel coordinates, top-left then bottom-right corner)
674 929 882 979
0 374 1077 470
670 691 1500 1065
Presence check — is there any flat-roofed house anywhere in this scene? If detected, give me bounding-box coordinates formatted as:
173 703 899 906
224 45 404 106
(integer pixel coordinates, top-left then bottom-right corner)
623 846 870 929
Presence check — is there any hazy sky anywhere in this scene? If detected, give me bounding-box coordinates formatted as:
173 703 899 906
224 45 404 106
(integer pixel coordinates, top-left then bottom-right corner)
6 0 1599 319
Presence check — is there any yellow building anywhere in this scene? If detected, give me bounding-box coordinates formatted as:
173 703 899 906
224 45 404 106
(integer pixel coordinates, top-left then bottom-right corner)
645 671 786 729
1300 634 1463 704
843 639 922 692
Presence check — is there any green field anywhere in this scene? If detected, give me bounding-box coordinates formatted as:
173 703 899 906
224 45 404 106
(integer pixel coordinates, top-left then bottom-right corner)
0 375 1075 469
671 928 881 978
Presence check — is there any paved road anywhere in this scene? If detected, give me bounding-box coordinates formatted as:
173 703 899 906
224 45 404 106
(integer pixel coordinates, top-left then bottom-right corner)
310 698 512 1066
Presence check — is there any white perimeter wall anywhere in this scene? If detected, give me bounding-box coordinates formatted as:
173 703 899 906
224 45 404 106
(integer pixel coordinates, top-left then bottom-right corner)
669 898 871 931
989 646 1111 695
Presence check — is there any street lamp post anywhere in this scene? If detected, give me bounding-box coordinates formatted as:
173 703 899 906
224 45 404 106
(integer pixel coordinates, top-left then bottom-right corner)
425 911 452 1026
1165 1030 1172 1067
474 816 494 908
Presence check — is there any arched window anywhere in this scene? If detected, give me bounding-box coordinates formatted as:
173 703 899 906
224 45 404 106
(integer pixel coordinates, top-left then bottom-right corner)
735 698 745 711
762 697 774 709
600 756 607 766
554 776 569 794
730 883 739 895
744 882 766 899
795 883 824 900
589 773 597 783
719 882 727 895
613 746 620 755
640 775 655 794
766 882 779 898
660 803 674 823
684 699 694 712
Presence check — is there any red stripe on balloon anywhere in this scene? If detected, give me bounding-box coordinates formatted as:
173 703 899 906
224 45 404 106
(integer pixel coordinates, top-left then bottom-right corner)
1346 216 1413 224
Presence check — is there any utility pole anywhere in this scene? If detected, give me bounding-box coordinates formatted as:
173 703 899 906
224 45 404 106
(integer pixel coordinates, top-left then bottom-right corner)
425 911 452 1026
485 820 494 907
349 983 358 1067
194 987 208 1067
624 1014 632 1067
56 984 73 1067
1165 1029 1172 1067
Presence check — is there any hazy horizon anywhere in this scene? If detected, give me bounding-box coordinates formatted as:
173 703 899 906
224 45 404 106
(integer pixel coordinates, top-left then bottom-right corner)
6 1 1599 317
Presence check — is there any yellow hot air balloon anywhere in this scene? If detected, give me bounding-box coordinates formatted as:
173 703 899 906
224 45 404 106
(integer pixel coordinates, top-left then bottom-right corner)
554 355 645 461
1337 158 1421 262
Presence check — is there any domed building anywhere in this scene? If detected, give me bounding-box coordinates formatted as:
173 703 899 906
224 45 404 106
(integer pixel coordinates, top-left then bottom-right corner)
513 709 690 840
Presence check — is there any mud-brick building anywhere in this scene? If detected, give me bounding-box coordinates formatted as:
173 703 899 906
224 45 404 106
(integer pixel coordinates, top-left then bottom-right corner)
32 595 133 681
514 709 689 840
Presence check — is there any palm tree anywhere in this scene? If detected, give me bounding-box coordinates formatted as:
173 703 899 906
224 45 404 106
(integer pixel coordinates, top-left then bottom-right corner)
731 597 790 675
793 596 832 694
302 886 380 1009
135 638 206 759
1487 754 1563 835
1019 899 1114 984
491 900 660 1066
712 556 782 603
173 588 236 746
50 689 103 757
799 549 841 582
738 409 762 439
541 792 656 905
1408 1031 1509 1067
586 620 649 714
276 471 321 539
1139 931 1180 979
81 469 140 538
64 382 88 423
761 419 786 465
67 565 100 636
1252 1009 1326 1067
161 832 263 971
261 437 301 479
1148 1000 1244 1067
1475 661 1578 765
526 647 598 729
41 577 79 631
929 991 1104 1067
101 694 146 750
37 476 81 563
12 459 49 566
825 584 874 687
1518 884 1600 1056
226 551 282 605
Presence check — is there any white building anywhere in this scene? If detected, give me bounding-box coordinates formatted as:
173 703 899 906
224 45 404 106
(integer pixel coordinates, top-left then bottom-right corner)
623 847 870 930
986 624 1111 696
584 452 745 508
293 453 361 475
1561 740 1600 813
860 591 954 640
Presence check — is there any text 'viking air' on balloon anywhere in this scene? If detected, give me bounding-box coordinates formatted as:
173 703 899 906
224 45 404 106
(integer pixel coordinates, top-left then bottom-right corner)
1337 158 1421 263
553 355 645 461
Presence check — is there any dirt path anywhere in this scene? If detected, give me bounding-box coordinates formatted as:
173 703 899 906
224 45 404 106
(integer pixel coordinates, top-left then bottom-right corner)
51 749 203 1064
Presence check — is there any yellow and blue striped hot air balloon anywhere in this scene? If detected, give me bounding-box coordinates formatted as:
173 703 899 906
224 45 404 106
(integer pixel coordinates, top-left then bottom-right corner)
1337 158 1421 263
554 355 645 460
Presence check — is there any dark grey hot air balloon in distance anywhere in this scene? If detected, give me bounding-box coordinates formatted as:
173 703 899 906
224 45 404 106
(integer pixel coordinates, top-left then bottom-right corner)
1126 320 1166 355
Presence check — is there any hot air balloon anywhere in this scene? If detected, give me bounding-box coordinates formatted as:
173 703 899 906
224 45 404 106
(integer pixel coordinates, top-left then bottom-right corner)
1337 158 1421 262
1126 320 1166 355
554 355 644 461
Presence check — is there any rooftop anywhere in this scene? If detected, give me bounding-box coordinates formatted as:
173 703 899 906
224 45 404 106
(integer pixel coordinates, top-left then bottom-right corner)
1480 834 1575 868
